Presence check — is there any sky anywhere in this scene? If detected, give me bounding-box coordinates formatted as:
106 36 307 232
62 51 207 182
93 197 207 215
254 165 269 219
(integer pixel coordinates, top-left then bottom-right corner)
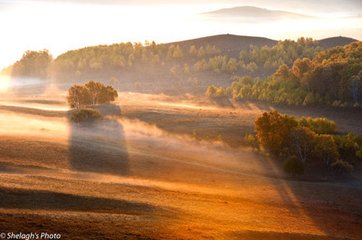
0 0 361 69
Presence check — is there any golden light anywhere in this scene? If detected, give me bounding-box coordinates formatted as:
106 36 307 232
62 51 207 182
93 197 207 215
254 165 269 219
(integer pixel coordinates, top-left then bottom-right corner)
0 2 361 70
0 75 11 93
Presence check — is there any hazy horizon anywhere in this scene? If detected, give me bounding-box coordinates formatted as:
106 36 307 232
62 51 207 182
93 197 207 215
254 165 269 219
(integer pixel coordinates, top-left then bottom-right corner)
0 0 361 69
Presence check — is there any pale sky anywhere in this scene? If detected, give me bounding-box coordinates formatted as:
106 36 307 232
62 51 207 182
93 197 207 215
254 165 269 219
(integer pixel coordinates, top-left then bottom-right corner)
0 0 361 69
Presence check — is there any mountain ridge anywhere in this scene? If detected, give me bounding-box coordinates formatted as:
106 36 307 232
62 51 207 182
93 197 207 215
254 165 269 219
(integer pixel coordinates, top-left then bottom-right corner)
162 34 277 57
162 34 358 57
202 6 315 20
317 36 359 49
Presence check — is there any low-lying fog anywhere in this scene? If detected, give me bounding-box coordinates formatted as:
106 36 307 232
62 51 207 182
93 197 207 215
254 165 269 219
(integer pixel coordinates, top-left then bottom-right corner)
0 96 274 184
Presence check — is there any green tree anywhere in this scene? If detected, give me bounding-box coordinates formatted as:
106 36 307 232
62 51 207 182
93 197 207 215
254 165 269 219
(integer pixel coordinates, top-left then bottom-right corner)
312 134 340 167
299 117 336 134
291 58 313 85
67 81 118 109
205 85 227 98
98 85 118 104
172 45 183 58
255 110 298 155
85 81 105 105
290 126 315 163
189 45 198 56
12 50 52 79
273 64 294 81
205 85 217 97
67 85 91 109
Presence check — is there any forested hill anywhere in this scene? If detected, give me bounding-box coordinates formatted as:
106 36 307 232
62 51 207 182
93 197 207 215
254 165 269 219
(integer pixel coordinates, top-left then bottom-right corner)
164 34 357 58
4 34 358 95
207 41 362 108
163 34 277 58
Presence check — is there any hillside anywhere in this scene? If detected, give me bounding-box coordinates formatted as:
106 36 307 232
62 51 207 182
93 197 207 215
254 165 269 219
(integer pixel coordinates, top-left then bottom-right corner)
4 34 358 95
163 34 277 58
163 34 358 57
209 41 362 108
1 94 361 239
317 36 358 49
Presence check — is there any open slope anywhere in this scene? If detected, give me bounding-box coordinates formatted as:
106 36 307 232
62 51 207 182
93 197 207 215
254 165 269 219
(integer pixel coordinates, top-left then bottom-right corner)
317 36 359 49
0 94 361 239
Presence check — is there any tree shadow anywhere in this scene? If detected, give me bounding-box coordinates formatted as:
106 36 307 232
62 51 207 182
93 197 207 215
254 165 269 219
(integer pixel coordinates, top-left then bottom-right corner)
0 187 156 215
251 152 362 239
0 186 179 239
227 230 350 240
210 97 235 108
68 104 129 176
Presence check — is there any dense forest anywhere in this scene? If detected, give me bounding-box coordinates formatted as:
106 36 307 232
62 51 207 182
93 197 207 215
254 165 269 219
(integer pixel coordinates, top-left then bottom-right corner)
3 34 357 94
207 41 362 107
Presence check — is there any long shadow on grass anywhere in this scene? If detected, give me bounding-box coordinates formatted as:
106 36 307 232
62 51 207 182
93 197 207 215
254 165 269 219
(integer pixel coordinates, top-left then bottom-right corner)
247 152 362 240
0 186 177 239
228 230 350 240
0 187 156 215
69 105 129 175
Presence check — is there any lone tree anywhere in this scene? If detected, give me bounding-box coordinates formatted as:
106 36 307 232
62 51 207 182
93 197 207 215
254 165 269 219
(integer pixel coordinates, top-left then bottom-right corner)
67 85 91 109
67 80 118 109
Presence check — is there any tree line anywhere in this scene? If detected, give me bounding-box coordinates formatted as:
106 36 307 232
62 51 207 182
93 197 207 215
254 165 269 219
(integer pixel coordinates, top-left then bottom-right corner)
6 37 326 86
207 41 362 107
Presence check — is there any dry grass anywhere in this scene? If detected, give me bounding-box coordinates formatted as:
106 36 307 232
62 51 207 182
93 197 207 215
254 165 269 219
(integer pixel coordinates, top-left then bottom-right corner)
0 94 361 239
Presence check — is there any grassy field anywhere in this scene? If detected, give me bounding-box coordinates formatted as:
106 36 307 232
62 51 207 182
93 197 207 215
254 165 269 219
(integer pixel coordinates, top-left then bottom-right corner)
0 93 361 239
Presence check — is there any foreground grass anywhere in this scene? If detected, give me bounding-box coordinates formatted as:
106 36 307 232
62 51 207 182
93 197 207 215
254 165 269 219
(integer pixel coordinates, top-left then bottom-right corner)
0 95 361 239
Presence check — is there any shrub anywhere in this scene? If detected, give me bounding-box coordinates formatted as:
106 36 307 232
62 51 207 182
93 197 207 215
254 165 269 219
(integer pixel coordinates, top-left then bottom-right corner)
283 156 305 176
243 133 259 149
334 133 362 164
70 108 102 123
330 160 353 174
205 85 228 98
67 85 92 109
299 117 336 134
205 85 217 97
255 110 361 176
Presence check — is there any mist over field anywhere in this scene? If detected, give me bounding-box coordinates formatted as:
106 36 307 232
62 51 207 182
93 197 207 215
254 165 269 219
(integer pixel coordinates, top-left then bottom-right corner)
0 0 362 239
